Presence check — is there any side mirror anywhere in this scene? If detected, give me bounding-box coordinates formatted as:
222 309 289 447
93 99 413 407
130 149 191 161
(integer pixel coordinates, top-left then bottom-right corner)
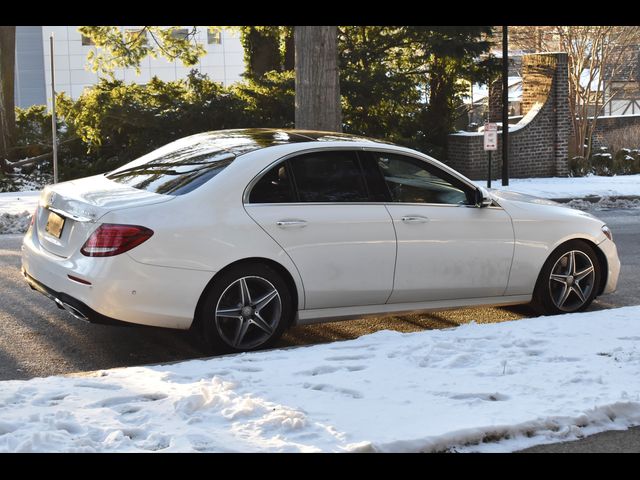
474 187 493 208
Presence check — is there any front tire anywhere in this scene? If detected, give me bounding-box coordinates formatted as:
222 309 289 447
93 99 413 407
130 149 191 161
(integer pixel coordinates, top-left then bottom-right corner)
532 240 601 315
198 263 293 353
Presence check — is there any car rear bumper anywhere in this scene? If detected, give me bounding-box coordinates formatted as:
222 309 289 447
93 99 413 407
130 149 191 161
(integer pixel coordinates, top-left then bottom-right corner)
21 225 215 330
22 269 134 326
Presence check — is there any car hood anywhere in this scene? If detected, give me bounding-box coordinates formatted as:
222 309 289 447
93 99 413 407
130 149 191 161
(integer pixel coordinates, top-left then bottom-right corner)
489 189 563 206
489 189 603 224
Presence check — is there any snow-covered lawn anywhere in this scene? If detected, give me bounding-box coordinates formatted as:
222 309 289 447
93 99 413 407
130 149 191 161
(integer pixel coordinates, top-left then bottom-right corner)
0 191 40 215
474 174 640 200
1 306 640 453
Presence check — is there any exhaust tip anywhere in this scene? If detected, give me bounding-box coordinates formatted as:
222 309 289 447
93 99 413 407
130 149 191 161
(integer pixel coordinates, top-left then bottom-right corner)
60 302 89 322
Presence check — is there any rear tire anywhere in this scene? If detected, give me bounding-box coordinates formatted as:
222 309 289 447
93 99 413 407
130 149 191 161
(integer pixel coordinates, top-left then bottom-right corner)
197 263 293 353
531 240 601 315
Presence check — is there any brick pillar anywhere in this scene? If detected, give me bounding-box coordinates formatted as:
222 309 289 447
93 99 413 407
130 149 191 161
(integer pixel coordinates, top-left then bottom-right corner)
553 53 570 175
521 53 570 175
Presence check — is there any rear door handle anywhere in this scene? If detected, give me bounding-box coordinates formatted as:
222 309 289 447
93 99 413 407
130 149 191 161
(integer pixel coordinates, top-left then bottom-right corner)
276 220 307 228
401 215 429 223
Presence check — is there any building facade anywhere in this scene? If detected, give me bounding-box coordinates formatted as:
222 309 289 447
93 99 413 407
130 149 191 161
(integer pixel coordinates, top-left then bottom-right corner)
14 26 246 110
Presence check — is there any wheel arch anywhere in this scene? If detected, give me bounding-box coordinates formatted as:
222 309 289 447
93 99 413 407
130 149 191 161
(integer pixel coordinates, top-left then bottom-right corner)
191 257 300 331
534 237 608 300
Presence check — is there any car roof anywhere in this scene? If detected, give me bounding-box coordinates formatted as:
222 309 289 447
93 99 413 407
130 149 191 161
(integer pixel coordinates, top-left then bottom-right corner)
181 128 393 157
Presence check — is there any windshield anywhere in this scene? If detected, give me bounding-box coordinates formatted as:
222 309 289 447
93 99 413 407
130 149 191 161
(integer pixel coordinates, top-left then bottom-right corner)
106 133 236 196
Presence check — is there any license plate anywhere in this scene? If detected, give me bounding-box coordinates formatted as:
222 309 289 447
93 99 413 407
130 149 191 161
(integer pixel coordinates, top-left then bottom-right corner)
45 211 66 239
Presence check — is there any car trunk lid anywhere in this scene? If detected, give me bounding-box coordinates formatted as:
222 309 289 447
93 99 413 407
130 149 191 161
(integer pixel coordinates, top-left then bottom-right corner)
35 174 173 258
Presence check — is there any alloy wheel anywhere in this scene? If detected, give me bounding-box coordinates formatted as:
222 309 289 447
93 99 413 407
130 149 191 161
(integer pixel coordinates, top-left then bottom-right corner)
214 276 282 350
548 250 596 312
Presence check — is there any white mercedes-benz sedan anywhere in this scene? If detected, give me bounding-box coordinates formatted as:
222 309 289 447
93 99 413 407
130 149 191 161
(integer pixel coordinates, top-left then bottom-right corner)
22 129 620 352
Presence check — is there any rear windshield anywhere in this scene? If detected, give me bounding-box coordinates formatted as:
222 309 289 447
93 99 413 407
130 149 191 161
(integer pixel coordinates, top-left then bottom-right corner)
106 134 236 196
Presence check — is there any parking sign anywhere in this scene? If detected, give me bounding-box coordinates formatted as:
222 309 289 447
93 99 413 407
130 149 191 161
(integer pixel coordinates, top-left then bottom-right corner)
484 123 498 151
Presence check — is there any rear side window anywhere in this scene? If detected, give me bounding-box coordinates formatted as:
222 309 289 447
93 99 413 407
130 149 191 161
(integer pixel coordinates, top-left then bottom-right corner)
288 151 368 202
249 163 295 203
106 136 235 196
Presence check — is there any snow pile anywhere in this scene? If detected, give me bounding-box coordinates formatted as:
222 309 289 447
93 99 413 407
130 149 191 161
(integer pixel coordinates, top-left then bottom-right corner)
2 306 640 453
0 192 39 234
0 212 32 234
567 197 640 211
474 174 640 200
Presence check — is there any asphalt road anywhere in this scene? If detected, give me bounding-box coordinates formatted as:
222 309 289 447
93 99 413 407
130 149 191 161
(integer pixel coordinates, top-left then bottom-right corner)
0 207 638 451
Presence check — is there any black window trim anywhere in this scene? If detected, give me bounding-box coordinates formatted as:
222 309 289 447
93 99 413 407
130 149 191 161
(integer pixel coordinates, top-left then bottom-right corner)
243 146 491 208
244 147 381 205
362 148 479 207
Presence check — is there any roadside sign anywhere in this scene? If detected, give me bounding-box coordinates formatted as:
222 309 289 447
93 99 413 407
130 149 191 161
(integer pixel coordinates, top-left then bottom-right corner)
483 123 498 151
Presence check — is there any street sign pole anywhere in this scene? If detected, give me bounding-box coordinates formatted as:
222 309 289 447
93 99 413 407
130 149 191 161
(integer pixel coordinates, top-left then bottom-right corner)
49 34 58 184
501 25 509 186
483 122 498 188
488 151 492 189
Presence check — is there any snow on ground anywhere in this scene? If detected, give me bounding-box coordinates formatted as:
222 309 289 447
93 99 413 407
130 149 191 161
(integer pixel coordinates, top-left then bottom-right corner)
1 306 640 453
0 191 40 215
474 174 640 200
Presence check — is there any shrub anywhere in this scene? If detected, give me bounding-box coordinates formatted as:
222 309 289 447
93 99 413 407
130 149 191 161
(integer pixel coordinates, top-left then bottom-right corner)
14 105 52 159
57 71 250 171
234 70 295 127
590 149 614 176
569 146 640 177
568 156 591 177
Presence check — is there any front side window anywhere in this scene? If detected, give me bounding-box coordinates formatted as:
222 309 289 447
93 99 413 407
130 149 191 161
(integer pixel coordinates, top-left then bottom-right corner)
373 152 472 205
289 151 369 202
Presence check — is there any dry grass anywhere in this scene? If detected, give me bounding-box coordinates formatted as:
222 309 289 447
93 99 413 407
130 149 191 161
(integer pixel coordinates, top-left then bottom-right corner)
601 124 640 153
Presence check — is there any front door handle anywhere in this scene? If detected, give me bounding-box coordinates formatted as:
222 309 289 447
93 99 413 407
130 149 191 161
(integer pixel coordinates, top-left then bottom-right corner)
276 219 308 228
401 215 429 223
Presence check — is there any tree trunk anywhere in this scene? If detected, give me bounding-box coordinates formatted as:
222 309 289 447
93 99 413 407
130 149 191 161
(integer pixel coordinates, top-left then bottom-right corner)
426 58 455 147
295 26 341 132
283 28 295 71
242 27 281 81
0 26 16 172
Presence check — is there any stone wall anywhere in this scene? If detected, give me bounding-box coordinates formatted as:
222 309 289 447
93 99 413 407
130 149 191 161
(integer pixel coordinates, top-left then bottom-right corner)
447 53 570 180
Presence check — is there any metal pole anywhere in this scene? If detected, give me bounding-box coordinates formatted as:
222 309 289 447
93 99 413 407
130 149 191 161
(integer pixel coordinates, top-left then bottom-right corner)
49 34 58 184
487 151 492 189
501 25 509 186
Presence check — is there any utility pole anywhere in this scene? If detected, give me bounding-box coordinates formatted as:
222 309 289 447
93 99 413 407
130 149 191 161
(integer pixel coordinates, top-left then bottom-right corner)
501 25 509 186
50 34 58 184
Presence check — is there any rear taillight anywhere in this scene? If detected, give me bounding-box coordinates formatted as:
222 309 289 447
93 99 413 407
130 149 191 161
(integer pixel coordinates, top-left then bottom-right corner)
81 224 154 257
